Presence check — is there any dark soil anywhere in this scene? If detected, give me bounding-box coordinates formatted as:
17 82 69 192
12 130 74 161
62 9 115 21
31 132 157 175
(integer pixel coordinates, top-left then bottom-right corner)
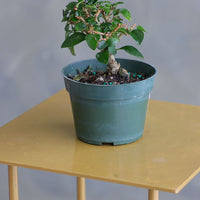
68 66 148 85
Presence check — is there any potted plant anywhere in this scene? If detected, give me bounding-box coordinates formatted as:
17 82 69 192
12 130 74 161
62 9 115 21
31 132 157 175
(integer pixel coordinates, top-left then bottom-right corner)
61 0 156 145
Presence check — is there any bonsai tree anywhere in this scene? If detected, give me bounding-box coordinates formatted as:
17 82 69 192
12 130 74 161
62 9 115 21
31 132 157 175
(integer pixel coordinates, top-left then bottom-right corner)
61 0 145 78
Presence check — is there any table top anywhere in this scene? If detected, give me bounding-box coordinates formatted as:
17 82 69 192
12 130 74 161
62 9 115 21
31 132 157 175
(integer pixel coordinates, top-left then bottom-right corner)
0 89 200 193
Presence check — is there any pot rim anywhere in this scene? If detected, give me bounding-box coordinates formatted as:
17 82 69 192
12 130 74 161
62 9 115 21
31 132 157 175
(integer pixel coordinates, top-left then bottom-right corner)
62 58 157 88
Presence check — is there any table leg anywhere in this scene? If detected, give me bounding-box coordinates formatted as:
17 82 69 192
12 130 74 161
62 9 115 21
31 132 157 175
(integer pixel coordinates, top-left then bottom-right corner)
148 189 159 200
8 165 19 200
77 177 86 200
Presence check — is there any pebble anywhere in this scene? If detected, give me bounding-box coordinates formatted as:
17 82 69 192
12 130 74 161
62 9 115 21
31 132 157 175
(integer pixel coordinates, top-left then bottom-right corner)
68 74 73 78
99 76 104 82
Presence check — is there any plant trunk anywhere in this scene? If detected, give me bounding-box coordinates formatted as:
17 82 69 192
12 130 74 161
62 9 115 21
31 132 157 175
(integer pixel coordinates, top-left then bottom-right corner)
107 54 129 78
107 54 120 74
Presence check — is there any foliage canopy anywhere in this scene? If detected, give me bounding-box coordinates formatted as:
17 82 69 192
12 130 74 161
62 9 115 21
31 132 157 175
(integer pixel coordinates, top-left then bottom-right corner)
61 0 145 64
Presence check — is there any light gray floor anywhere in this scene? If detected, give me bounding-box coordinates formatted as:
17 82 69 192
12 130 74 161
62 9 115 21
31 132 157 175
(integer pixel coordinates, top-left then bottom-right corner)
0 0 200 199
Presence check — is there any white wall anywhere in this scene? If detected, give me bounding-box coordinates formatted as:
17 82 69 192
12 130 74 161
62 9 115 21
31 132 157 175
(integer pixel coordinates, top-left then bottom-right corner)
0 0 200 199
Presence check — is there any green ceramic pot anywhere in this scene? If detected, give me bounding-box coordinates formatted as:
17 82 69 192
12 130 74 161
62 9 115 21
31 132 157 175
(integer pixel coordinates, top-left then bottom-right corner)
62 59 156 145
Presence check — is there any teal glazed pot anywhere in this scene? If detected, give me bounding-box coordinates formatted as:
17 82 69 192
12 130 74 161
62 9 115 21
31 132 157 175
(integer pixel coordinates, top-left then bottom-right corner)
62 59 156 145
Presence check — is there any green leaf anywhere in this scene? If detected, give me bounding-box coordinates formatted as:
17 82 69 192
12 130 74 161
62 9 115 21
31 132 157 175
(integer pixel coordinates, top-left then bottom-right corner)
63 9 68 16
118 46 144 58
87 18 98 26
66 2 77 10
70 15 79 23
65 31 72 39
92 0 98 3
99 1 111 4
112 2 124 7
61 33 85 48
98 40 108 50
99 5 110 14
68 46 76 56
85 34 98 50
106 37 120 47
108 46 117 55
113 15 123 24
117 27 128 34
94 34 100 41
137 25 146 32
129 30 144 45
118 8 132 21
87 0 98 4
61 16 67 22
101 22 112 28
94 26 102 32
96 49 109 64
113 9 120 16
75 1 82 8
85 5 96 9
65 24 69 32
75 21 87 31
100 22 112 33
105 3 112 8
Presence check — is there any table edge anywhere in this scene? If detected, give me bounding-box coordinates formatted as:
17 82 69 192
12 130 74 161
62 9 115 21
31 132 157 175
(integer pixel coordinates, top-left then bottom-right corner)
1 160 198 194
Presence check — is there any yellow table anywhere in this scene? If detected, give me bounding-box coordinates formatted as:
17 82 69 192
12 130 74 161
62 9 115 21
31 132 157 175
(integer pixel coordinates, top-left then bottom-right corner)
0 89 200 200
